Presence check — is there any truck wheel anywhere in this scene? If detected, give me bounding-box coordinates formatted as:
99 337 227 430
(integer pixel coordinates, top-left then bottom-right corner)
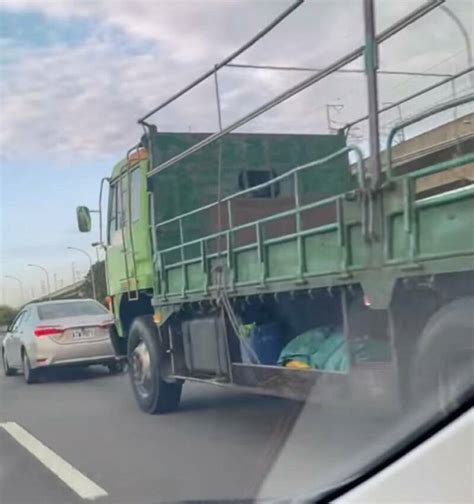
411 297 474 413
128 315 182 414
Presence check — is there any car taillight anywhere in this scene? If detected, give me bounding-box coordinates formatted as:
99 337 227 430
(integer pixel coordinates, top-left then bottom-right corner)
34 326 64 337
100 320 114 329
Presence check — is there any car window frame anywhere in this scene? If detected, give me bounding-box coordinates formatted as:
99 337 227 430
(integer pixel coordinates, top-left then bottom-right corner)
9 310 26 332
37 300 109 320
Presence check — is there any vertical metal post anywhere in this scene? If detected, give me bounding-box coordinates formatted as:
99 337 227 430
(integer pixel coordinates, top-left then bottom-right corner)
98 176 109 246
294 172 305 279
341 288 352 369
201 240 209 294
179 218 187 295
227 200 234 288
364 0 382 187
159 252 168 297
148 192 161 297
450 79 458 121
214 65 224 132
256 222 266 286
168 325 176 375
90 262 97 301
214 66 225 262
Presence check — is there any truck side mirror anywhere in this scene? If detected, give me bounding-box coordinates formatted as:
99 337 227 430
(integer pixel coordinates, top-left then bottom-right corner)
76 206 92 232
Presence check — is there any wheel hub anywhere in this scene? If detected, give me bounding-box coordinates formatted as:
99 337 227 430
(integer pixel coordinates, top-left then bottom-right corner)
132 342 152 395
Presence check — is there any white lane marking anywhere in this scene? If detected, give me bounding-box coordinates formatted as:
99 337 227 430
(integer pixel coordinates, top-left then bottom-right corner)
0 421 108 500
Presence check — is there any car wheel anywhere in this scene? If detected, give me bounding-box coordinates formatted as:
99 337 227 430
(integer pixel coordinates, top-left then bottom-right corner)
2 350 16 376
412 297 474 413
128 315 182 414
107 360 124 375
22 351 40 384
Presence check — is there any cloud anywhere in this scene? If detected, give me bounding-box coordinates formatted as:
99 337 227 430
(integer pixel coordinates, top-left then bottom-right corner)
0 0 472 165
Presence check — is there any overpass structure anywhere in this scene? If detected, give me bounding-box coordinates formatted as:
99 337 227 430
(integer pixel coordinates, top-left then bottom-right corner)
33 279 87 303
350 112 473 194
389 112 473 194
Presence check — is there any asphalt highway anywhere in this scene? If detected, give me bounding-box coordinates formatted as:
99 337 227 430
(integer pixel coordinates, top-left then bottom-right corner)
1 330 390 504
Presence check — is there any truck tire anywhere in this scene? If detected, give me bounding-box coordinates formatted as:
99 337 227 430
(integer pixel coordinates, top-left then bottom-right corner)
411 297 474 412
128 315 182 414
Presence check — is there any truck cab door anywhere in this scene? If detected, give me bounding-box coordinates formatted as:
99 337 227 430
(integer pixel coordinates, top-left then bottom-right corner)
106 162 151 301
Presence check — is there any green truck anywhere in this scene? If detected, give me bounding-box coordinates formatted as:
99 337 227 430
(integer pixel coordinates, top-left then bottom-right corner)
76 3 473 415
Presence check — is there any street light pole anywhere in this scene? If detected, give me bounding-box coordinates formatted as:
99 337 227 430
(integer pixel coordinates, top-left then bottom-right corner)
67 247 97 300
27 264 51 301
4 275 25 304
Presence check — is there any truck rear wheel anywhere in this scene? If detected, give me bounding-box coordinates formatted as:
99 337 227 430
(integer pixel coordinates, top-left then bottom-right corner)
411 297 474 412
128 315 182 414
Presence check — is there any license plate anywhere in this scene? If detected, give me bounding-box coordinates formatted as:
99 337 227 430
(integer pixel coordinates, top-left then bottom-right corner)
72 328 95 339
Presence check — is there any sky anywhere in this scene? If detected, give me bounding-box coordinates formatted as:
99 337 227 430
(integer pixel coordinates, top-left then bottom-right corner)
0 0 473 306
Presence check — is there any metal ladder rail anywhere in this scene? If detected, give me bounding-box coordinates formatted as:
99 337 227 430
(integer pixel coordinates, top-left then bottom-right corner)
118 162 139 301
126 158 140 301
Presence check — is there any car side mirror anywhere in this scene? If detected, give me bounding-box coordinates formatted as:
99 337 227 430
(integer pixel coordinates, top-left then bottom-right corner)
76 206 92 232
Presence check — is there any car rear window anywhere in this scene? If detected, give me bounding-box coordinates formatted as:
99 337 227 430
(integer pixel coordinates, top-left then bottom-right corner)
37 301 108 320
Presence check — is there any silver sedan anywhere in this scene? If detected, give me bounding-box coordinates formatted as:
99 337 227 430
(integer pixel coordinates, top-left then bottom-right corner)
2 299 122 383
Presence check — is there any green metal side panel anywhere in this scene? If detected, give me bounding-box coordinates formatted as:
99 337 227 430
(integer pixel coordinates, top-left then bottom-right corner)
266 240 298 279
348 225 368 268
236 249 261 284
186 263 204 292
166 268 182 295
388 189 474 261
418 196 474 256
389 213 409 260
304 231 341 274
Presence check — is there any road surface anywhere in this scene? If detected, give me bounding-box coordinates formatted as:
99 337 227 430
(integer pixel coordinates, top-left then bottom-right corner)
0 361 310 503
0 333 390 503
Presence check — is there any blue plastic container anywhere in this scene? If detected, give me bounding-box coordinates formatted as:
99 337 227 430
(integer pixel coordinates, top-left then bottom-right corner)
240 323 284 365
